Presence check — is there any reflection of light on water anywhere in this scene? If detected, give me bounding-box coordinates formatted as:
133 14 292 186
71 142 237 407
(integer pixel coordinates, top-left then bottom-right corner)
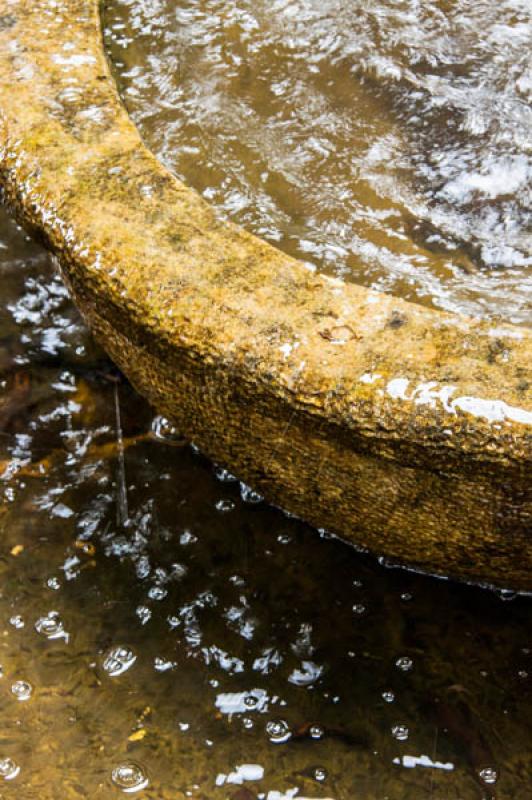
393 754 454 771
0 203 527 798
216 762 264 785
215 688 270 715
105 0 532 321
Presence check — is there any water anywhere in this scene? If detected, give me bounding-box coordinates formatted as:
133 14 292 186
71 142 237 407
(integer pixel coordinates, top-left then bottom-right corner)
103 0 532 324
0 202 531 797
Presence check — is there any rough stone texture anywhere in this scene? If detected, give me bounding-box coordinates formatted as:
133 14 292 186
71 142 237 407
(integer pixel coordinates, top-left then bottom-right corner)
0 0 530 588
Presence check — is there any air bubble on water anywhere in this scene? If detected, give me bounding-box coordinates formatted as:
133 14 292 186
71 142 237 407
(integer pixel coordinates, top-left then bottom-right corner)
111 762 149 793
11 680 32 701
391 724 409 741
352 604 366 615
266 719 292 744
242 717 254 729
215 499 235 513
401 592 413 601
136 605 152 625
0 757 20 781
240 483 263 504
154 656 176 672
215 467 237 483
309 724 324 740
147 586 167 601
395 656 413 672
314 766 327 782
9 615 24 629
382 690 395 703
46 577 61 591
479 766 498 785
179 530 197 546
35 611 68 641
244 694 259 709
103 646 137 677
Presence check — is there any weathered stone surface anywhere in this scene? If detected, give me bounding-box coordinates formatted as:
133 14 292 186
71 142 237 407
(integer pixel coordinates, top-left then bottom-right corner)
0 0 530 588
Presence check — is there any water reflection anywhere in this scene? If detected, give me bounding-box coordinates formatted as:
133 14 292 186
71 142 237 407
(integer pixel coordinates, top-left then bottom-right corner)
0 202 531 797
103 0 532 323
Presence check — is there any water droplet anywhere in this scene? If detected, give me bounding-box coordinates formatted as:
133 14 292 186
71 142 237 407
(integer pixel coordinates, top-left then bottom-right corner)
266 719 292 744
495 589 516 602
215 499 235 513
11 680 32 701
479 766 498 785
35 611 67 640
309 724 324 740
9 615 24 629
314 766 327 782
382 690 395 703
151 416 184 444
103 646 137 677
215 467 237 483
111 762 149 793
352 604 366 615
242 717 254 729
391 724 409 741
0 757 20 781
240 483 263 504
395 656 413 672
400 592 413 602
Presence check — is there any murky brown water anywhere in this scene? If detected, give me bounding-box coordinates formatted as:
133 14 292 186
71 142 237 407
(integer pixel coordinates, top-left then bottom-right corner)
0 201 531 798
103 0 532 323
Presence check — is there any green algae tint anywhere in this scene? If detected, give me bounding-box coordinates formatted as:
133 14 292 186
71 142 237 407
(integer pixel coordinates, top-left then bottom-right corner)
103 0 531 324
0 202 531 798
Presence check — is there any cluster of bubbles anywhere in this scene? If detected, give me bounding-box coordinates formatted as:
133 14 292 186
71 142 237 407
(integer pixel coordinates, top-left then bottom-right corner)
102 646 137 677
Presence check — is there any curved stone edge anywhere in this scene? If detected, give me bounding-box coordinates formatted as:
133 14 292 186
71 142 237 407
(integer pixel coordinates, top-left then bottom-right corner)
0 0 530 588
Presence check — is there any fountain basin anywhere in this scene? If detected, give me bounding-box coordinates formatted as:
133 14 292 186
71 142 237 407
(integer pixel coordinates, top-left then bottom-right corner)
0 0 530 589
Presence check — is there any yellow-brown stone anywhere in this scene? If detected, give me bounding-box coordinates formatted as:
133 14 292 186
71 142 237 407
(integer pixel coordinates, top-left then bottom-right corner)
0 0 530 588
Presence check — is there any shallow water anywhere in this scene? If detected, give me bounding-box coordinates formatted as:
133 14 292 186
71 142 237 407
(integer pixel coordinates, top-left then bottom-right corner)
103 0 532 323
0 202 531 798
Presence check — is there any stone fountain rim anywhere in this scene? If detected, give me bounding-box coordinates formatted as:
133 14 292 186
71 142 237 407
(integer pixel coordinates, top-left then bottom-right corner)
0 0 530 589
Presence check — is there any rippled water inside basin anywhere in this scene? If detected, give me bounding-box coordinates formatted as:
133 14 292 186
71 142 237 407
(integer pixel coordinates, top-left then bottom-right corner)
0 203 531 798
103 0 532 324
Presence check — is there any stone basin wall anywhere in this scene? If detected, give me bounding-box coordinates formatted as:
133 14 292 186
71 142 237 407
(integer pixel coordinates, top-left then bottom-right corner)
0 0 530 589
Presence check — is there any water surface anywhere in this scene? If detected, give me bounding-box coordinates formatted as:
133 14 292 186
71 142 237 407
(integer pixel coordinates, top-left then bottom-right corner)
0 204 531 798
103 0 532 323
